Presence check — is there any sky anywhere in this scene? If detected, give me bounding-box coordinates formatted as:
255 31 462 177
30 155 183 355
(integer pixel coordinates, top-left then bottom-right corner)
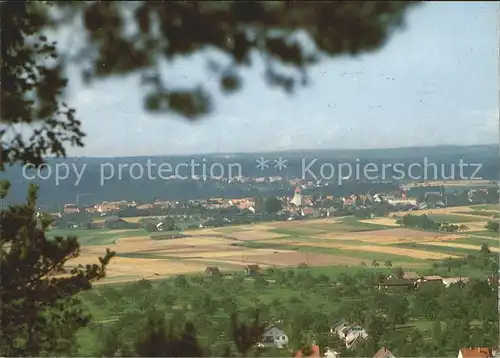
67 2 499 157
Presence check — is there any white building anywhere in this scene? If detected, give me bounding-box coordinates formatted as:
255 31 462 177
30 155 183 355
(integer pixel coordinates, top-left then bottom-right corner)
259 325 288 348
331 321 368 349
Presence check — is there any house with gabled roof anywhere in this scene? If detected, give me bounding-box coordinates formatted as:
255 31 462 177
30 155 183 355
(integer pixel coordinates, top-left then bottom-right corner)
258 325 288 349
457 347 495 358
402 271 421 280
244 264 260 276
205 267 221 277
487 276 499 287
344 326 368 349
377 278 416 291
387 271 420 281
331 320 350 336
417 275 443 286
330 320 368 349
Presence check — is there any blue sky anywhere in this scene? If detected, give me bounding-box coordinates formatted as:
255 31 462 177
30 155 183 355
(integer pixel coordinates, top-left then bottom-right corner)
67 2 499 157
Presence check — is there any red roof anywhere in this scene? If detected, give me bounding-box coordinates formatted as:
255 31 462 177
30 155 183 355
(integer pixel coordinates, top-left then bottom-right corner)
294 344 320 358
488 276 499 285
373 347 394 358
459 347 493 358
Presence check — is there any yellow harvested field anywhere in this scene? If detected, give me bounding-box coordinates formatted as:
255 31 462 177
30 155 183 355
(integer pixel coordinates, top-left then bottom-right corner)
185 258 269 267
229 231 288 241
315 229 459 244
174 248 291 259
64 210 498 285
270 218 339 229
83 236 232 257
107 257 208 276
229 251 362 266
358 218 400 226
258 238 305 245
70 256 211 277
156 237 229 246
93 276 141 285
424 242 500 253
124 236 227 246
290 241 348 249
318 228 434 239
332 244 459 259
152 246 241 255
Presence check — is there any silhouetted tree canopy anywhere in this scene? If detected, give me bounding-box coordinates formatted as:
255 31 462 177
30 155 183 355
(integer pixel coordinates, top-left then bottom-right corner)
0 3 428 356
1 0 421 168
0 184 115 356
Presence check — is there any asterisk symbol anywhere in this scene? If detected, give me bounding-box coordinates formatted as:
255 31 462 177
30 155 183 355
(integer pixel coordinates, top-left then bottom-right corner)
274 157 288 170
256 157 269 171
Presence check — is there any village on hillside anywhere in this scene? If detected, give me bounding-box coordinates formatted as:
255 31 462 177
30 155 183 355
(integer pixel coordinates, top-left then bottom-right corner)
51 179 498 232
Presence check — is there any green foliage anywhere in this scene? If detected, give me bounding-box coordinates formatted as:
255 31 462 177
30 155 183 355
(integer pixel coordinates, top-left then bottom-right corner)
264 197 283 214
0 180 11 199
1 1 421 168
0 2 84 169
485 220 499 232
0 184 115 356
133 312 204 357
72 265 498 357
397 213 468 232
144 222 158 232
480 243 491 255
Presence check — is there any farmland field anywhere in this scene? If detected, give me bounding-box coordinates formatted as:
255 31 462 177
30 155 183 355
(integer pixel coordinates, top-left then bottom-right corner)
47 228 149 246
426 214 484 223
58 206 499 285
470 204 500 211
464 231 499 239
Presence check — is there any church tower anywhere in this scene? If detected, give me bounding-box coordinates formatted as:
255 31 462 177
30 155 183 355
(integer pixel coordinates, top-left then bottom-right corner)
290 186 303 207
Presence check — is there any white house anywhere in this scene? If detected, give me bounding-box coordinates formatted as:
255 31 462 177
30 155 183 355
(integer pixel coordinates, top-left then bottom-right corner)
344 326 368 349
324 348 340 358
331 321 368 349
259 326 288 348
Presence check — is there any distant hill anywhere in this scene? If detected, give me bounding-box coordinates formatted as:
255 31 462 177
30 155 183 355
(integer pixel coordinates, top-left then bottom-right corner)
1 145 497 209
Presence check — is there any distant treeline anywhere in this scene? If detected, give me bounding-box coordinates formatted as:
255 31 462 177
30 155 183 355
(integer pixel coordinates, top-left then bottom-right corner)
396 214 466 232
